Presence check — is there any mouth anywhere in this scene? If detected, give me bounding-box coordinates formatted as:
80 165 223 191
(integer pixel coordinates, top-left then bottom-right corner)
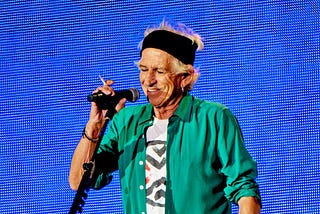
146 88 161 97
147 88 158 92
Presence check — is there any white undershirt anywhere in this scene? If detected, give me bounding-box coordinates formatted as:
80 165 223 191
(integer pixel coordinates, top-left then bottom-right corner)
145 117 168 214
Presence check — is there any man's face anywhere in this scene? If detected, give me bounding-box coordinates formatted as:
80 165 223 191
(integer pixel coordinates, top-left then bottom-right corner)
139 48 184 108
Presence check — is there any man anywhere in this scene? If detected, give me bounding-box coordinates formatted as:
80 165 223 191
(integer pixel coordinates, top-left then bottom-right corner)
69 21 261 214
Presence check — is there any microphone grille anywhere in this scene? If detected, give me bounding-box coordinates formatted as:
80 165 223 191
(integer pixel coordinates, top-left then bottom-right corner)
128 88 140 102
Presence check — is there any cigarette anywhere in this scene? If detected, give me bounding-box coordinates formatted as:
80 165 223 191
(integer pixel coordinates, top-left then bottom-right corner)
99 75 106 85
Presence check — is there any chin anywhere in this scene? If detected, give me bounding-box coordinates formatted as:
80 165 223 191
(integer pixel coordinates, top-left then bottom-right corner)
148 98 164 107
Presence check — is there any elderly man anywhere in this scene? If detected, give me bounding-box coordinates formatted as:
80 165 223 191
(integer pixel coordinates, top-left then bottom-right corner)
69 21 261 214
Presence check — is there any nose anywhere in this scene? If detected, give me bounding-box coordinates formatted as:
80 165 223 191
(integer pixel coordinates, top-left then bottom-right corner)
143 70 156 86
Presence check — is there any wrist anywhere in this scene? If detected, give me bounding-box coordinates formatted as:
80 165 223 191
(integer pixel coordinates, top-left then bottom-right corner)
86 119 104 135
82 127 99 143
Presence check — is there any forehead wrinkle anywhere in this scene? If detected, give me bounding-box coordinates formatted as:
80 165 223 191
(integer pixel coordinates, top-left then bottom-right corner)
140 48 175 71
139 61 169 71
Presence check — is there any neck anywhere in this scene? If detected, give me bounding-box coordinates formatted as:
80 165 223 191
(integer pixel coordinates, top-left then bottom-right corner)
153 97 182 120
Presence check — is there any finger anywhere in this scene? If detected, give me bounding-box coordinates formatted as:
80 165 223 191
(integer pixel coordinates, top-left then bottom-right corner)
105 79 114 86
115 98 126 112
100 79 115 95
99 86 114 96
93 85 114 96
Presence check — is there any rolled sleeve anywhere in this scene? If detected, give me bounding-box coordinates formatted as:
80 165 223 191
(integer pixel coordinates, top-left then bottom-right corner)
217 108 261 203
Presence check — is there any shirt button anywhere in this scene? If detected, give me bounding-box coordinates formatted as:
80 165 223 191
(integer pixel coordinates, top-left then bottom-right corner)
139 185 144 190
139 160 144 165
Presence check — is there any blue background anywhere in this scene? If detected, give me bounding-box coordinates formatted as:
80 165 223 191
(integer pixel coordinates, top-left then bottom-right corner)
0 1 319 213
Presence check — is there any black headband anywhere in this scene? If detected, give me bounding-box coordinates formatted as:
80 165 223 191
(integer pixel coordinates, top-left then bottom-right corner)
140 30 198 65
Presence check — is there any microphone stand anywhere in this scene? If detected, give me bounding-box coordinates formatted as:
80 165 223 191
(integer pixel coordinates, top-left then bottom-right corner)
69 108 116 214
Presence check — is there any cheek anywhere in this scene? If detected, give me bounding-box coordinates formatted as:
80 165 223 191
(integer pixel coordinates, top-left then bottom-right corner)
164 74 181 90
140 73 149 91
140 75 148 95
139 72 144 83
161 76 175 91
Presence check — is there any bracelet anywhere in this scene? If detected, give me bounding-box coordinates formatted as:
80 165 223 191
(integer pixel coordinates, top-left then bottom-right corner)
82 127 99 143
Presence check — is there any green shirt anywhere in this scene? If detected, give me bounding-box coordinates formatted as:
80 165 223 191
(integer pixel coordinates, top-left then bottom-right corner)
94 94 260 214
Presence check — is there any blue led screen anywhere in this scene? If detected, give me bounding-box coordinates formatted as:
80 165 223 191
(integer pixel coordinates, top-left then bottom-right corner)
0 1 319 213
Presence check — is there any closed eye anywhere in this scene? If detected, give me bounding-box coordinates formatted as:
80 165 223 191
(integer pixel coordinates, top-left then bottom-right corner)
156 69 164 74
139 65 148 72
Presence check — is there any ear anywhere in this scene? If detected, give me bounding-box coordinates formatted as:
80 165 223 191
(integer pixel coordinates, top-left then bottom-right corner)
180 66 194 89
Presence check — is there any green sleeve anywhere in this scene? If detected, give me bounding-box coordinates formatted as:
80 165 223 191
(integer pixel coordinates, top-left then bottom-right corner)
217 108 261 204
91 113 122 190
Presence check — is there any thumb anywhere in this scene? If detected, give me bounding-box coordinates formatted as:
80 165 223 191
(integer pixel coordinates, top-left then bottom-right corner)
115 98 126 112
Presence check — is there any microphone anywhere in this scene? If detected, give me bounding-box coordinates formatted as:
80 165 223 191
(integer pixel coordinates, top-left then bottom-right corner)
87 88 140 109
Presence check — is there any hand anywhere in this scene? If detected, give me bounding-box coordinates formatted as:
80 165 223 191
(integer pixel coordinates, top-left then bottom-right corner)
238 196 261 214
86 79 126 137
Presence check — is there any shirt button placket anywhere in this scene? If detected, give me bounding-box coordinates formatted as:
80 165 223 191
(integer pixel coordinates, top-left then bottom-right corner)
139 185 144 190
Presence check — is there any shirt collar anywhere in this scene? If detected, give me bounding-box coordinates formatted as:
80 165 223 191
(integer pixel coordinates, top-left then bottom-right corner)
172 93 193 122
